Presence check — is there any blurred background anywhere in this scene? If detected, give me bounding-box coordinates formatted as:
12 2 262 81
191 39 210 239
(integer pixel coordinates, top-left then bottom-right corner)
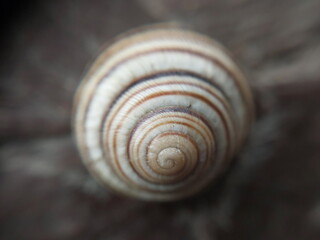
1 0 320 239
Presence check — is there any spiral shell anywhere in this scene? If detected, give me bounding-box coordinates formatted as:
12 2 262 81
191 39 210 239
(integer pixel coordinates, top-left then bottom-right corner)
73 26 254 201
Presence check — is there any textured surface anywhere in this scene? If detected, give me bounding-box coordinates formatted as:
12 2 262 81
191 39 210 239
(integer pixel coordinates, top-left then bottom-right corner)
73 27 254 201
1 0 320 239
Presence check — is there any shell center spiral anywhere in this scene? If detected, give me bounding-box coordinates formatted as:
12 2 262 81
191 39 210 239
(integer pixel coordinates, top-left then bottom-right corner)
123 109 214 185
144 132 198 182
157 147 184 169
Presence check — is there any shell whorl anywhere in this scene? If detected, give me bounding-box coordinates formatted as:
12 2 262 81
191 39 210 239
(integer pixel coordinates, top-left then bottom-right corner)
74 27 254 201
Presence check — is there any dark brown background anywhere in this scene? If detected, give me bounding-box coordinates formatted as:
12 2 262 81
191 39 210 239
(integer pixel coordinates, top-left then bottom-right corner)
1 0 320 239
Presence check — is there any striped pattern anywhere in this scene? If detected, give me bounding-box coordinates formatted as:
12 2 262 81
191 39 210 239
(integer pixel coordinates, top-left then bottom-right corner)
73 27 254 201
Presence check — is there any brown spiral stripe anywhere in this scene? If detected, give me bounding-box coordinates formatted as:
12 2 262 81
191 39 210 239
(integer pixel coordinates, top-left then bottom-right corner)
73 27 254 201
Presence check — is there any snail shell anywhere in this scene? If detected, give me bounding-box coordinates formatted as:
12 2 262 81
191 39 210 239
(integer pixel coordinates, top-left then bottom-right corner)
73 26 254 201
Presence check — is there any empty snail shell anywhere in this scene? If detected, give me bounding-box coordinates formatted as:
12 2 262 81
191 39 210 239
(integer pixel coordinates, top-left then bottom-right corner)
73 26 254 201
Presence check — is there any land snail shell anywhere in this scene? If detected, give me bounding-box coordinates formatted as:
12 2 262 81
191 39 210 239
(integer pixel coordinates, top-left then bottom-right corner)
73 25 254 201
